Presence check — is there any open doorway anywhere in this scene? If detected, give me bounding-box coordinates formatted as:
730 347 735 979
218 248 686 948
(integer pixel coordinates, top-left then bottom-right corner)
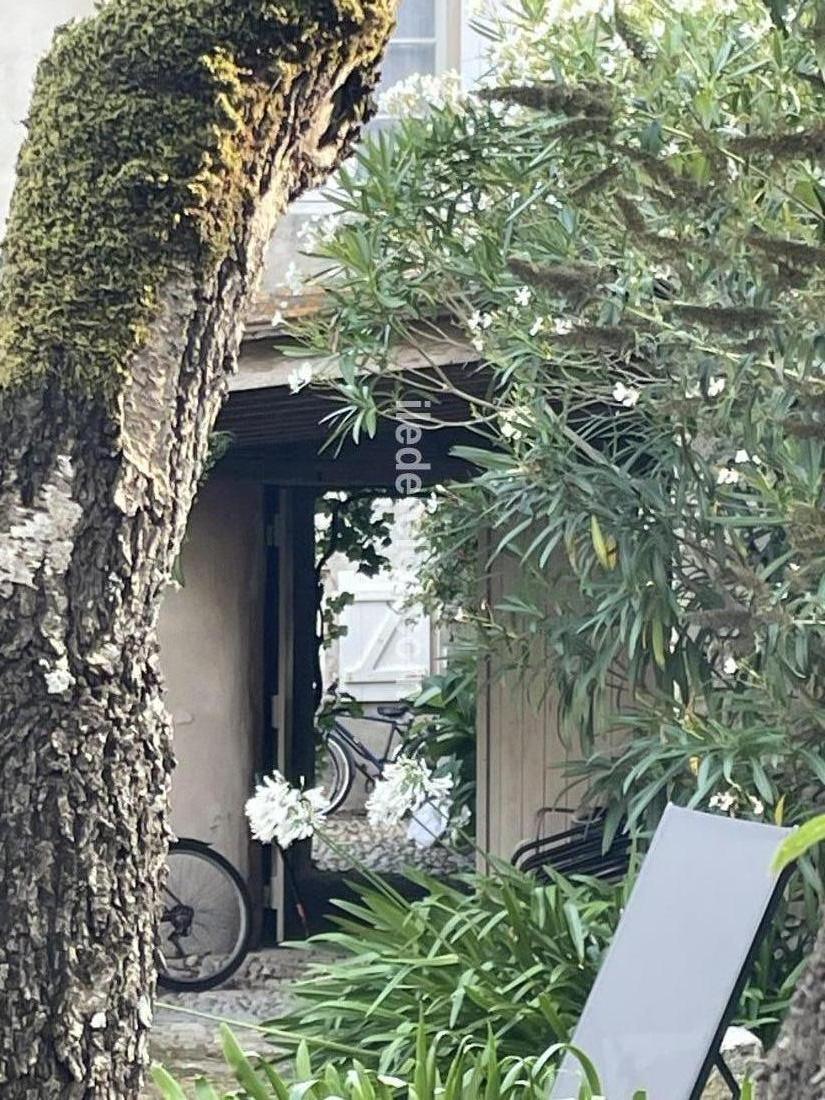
308 491 472 879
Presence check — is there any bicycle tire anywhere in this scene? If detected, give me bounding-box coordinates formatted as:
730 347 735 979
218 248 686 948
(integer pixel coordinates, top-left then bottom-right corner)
316 730 354 814
158 838 254 993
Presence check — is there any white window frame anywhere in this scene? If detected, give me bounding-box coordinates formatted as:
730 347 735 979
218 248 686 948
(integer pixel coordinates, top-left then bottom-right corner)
292 1 460 213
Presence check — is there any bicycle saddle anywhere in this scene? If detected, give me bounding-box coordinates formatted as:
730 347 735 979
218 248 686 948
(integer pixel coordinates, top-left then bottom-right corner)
377 703 409 718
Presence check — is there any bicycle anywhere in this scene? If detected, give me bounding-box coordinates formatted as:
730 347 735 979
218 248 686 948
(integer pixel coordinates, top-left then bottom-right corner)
157 838 253 993
315 692 419 814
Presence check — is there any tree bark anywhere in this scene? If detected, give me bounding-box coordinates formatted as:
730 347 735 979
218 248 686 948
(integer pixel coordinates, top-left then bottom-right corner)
0 2 394 1096
761 911 825 1097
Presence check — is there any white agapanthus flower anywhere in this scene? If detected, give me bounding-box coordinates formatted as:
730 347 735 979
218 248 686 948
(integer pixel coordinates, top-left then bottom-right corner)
529 317 544 337
297 214 339 252
245 771 327 849
366 757 454 830
288 362 314 394
552 317 573 336
707 376 727 397
515 286 532 307
44 657 75 695
613 382 640 408
733 449 761 465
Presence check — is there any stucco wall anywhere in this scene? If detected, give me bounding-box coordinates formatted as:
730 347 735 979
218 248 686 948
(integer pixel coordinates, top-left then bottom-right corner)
159 478 264 876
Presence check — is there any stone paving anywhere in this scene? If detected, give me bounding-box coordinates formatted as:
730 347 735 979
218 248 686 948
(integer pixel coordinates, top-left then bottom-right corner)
145 949 306 1097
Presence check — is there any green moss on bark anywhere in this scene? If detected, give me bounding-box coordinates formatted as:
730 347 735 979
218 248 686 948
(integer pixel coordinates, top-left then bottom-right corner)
0 0 393 397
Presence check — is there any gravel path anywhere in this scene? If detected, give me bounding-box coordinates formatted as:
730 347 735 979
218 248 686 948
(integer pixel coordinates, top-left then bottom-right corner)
144 948 309 1097
314 813 473 875
144 814 472 1095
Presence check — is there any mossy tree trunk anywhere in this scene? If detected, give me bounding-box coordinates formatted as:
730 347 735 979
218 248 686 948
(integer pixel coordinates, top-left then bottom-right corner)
0 2 394 1096
761 914 825 1097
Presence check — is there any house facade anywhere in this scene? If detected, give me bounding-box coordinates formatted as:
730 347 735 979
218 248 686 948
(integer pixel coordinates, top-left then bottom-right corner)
3 0 581 940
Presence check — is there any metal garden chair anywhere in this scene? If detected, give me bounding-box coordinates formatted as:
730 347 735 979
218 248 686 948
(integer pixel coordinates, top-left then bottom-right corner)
544 805 794 1100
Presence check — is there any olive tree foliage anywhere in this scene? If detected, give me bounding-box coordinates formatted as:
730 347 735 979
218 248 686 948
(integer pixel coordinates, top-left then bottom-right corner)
295 0 825 822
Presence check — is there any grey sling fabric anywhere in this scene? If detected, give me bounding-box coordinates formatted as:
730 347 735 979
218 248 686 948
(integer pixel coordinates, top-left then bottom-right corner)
550 805 792 1100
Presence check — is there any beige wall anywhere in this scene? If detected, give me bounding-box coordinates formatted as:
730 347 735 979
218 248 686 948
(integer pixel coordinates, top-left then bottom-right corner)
476 540 598 861
159 478 265 876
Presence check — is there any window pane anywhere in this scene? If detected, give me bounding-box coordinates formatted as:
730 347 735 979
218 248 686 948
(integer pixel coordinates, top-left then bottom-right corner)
395 0 436 38
378 42 437 90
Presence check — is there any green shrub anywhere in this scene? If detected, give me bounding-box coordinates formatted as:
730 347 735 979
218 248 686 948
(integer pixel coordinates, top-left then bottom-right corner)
265 864 626 1072
152 1022 605 1100
409 656 478 832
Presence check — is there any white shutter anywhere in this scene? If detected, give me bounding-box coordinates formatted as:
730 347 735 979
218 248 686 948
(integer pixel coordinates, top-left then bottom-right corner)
338 570 431 702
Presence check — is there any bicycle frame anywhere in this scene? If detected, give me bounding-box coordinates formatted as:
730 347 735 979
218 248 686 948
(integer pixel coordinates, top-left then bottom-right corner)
330 713 408 780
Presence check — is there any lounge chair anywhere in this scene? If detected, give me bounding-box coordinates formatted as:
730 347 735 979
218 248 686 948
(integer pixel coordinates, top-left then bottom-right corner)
548 805 794 1100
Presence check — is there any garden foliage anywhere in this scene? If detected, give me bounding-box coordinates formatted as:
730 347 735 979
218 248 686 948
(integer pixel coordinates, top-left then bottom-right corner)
267 865 625 1071
280 0 825 1059
152 1022 615 1100
295 0 825 827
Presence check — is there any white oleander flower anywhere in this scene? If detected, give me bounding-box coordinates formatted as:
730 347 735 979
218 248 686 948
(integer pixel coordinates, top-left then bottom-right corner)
468 310 493 334
245 771 327 848
287 362 314 394
515 286 532 307
366 757 454 829
613 382 640 408
380 70 465 118
716 467 740 486
709 789 738 815
707 376 727 397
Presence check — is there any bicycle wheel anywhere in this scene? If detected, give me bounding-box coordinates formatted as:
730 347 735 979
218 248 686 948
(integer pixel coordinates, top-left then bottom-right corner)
315 730 353 814
158 839 253 993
